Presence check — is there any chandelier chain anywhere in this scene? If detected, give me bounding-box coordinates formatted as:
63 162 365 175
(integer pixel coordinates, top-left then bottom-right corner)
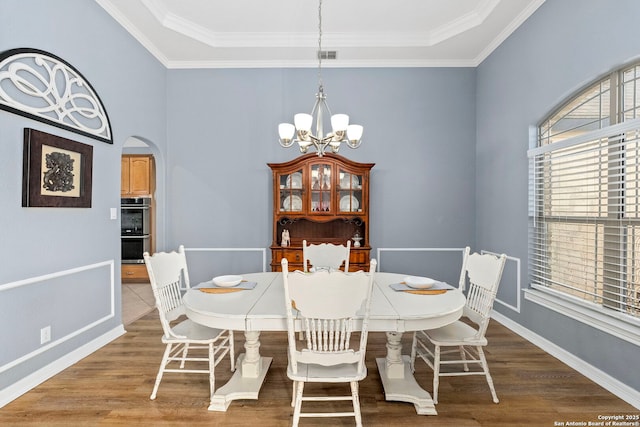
317 0 323 90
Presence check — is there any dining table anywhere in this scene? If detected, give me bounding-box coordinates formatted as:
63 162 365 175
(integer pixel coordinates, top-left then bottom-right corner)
183 271 466 415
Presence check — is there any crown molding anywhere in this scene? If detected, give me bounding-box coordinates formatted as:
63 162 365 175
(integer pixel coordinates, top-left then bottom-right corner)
165 58 477 70
473 0 545 66
98 0 546 69
96 0 170 65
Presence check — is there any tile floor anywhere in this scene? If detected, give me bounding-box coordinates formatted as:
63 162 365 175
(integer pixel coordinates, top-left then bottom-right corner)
121 282 155 325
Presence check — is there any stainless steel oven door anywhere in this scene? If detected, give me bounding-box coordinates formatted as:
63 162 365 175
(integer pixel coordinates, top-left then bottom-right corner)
121 199 150 236
121 235 150 264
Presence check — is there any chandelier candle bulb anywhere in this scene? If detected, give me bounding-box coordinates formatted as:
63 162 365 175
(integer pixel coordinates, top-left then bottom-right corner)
294 113 313 132
331 114 349 132
278 123 295 145
347 125 364 147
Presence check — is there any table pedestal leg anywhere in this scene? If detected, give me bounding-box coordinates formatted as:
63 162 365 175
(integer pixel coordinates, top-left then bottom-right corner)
375 331 437 415
208 331 272 411
242 330 262 377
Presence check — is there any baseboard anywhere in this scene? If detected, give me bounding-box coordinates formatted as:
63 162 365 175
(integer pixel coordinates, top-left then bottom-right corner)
0 324 126 408
491 311 640 410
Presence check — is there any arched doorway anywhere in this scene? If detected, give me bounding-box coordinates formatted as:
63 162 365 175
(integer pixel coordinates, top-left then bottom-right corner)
120 136 165 323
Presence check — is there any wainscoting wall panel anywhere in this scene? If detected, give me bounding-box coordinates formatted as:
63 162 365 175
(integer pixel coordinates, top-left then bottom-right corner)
0 261 116 373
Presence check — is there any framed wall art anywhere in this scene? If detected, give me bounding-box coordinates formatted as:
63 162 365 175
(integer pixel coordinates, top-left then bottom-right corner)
0 48 113 144
22 128 93 208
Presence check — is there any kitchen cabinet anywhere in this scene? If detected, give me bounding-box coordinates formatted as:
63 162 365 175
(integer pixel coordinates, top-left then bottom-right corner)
121 155 153 196
268 154 374 272
121 264 149 282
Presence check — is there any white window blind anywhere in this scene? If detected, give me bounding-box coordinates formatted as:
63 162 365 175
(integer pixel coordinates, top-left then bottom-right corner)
528 119 640 319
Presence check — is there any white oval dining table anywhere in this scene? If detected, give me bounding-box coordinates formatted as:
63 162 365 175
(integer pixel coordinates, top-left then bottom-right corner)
183 271 465 415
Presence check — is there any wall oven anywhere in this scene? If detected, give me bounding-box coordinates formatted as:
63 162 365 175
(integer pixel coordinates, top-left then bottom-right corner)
121 197 151 264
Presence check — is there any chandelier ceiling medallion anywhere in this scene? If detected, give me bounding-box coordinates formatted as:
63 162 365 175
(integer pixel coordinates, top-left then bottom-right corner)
278 0 363 157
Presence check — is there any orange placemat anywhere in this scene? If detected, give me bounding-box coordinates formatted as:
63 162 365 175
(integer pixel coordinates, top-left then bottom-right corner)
402 289 447 295
199 287 246 294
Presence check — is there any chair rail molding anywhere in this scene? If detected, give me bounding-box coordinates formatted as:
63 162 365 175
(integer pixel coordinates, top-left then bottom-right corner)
0 260 125 409
184 247 268 273
0 48 113 144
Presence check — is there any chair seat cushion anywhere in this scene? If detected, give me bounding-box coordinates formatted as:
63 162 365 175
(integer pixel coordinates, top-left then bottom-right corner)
287 362 367 383
424 320 488 346
164 318 227 343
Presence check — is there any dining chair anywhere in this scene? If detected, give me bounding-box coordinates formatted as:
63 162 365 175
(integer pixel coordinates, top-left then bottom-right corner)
281 257 376 427
302 239 351 272
300 239 352 340
143 246 235 401
409 247 506 404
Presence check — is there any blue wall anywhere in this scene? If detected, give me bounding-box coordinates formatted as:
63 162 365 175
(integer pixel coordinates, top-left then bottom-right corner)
476 0 640 392
0 0 166 393
164 67 476 257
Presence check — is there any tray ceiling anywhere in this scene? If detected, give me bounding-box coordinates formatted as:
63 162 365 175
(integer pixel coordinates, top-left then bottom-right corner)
96 0 545 68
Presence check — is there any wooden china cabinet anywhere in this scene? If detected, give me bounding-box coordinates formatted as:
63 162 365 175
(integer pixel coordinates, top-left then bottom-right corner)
268 154 374 272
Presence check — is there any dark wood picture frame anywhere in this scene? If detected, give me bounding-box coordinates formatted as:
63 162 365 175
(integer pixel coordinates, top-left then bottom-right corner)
22 128 93 208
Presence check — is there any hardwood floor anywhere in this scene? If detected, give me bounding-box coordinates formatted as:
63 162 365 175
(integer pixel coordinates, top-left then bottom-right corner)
0 312 636 426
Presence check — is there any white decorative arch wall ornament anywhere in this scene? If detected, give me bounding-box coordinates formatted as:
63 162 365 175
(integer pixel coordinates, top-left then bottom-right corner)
0 48 112 144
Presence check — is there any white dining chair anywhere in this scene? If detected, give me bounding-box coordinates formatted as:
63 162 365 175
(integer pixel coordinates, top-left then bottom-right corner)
409 247 506 404
302 239 351 272
281 257 376 427
143 246 235 401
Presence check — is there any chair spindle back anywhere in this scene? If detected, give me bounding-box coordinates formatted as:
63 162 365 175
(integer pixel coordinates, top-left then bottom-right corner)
282 258 376 372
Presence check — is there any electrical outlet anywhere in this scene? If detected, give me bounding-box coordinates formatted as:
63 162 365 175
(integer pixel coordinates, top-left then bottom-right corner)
40 326 51 344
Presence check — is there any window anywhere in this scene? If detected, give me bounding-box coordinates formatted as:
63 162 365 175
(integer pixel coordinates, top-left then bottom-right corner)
529 63 640 340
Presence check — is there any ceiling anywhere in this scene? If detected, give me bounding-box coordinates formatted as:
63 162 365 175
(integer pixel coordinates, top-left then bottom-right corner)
96 0 545 69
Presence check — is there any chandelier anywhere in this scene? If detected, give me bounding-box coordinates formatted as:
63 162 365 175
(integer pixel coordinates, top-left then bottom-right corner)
278 0 363 157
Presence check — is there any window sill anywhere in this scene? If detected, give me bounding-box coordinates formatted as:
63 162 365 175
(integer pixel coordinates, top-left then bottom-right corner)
524 286 640 346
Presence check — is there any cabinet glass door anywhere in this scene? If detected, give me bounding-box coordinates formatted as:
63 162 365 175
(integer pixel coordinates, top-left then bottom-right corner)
279 168 303 212
310 163 331 212
338 169 363 213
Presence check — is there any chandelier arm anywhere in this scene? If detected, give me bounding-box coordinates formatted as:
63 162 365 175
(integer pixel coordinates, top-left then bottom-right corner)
346 139 363 149
279 139 295 148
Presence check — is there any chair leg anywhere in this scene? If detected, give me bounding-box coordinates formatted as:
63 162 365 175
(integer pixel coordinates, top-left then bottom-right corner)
460 345 469 371
409 332 417 372
432 345 441 404
291 381 297 407
228 330 236 372
208 342 216 400
292 381 304 427
477 346 499 403
351 381 362 427
150 343 173 400
179 343 189 368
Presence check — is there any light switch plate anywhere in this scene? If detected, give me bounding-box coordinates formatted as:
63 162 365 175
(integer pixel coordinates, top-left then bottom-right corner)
110 207 117 220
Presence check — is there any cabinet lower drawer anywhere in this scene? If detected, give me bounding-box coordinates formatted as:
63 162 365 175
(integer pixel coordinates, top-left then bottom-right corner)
122 264 148 282
271 247 371 272
349 250 369 265
272 249 303 264
271 262 304 272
